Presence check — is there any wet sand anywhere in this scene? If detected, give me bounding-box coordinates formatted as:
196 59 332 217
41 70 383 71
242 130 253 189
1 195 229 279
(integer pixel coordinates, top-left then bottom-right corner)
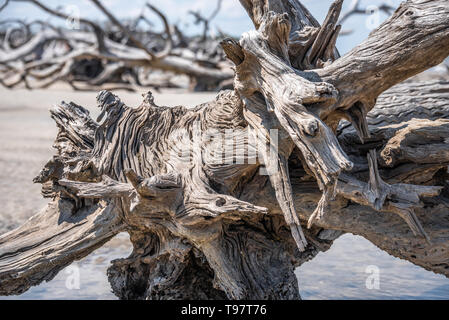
0 86 448 299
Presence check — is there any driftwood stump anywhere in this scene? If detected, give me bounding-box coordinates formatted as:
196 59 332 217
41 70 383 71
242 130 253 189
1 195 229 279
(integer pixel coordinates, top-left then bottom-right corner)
1 0 449 299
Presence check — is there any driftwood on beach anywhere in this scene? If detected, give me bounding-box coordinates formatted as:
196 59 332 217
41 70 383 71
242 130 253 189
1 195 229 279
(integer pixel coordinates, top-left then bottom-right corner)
0 0 233 91
1 0 449 299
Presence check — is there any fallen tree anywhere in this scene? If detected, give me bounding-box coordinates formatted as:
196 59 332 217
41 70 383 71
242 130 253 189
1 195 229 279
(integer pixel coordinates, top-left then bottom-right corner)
0 0 233 91
0 0 449 299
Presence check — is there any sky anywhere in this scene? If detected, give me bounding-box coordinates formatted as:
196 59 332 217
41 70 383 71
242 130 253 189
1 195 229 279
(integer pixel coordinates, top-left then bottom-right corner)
0 0 403 54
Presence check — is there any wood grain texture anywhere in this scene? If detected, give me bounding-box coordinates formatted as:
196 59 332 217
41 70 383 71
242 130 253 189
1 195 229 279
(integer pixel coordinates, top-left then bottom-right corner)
1 0 449 299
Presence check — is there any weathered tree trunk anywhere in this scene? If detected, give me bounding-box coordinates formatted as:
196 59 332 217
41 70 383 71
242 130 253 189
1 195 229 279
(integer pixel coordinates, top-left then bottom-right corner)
1 0 449 299
0 1 233 91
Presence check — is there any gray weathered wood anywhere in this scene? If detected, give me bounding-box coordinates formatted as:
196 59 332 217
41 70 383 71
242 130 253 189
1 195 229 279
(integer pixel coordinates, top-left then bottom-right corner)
0 0 449 299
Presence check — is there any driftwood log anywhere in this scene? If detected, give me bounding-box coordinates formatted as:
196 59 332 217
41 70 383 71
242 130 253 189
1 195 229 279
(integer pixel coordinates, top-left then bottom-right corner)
0 0 232 91
1 0 449 299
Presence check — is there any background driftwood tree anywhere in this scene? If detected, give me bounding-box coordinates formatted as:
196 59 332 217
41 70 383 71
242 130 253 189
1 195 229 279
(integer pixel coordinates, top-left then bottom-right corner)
0 0 449 299
3 0 444 92
0 0 233 91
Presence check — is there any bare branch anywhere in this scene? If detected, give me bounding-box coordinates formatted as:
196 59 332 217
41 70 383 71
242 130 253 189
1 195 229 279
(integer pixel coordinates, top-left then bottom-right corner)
89 0 157 59
189 0 222 40
0 0 9 12
145 3 173 59
11 0 107 52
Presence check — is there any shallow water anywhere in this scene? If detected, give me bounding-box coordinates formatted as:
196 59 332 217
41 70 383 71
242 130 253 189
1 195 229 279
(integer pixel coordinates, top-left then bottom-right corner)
1 233 132 300
298 234 449 300
2 233 448 300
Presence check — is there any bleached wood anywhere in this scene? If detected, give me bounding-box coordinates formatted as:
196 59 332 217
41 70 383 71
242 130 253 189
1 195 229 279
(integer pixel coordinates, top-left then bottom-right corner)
1 0 449 299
